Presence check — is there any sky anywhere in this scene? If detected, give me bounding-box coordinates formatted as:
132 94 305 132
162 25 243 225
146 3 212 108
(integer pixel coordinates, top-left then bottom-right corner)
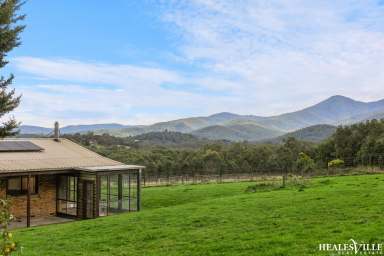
4 0 384 126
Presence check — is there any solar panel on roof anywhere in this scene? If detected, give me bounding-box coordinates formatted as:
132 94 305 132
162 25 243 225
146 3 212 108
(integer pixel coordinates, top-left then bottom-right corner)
0 141 43 152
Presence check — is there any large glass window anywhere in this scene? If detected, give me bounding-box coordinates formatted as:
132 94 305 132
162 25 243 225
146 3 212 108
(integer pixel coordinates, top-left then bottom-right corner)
126 173 137 211
98 171 138 216
7 176 38 196
57 176 78 216
99 176 109 216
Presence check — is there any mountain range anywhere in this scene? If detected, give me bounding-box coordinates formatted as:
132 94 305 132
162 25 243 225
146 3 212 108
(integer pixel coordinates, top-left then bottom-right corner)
19 95 384 142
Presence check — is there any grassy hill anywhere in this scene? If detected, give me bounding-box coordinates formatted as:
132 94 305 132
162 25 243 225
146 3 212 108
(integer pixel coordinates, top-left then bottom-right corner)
14 174 384 255
266 124 337 143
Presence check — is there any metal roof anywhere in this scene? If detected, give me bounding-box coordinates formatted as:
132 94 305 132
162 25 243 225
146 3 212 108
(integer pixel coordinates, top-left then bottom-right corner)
0 138 139 174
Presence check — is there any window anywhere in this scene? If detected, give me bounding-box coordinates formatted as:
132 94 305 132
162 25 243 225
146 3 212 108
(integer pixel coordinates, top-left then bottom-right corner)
99 172 138 217
7 176 38 196
57 176 78 216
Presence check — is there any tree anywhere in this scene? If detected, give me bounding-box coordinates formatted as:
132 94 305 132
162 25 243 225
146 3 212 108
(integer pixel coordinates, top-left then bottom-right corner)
296 152 315 176
202 149 223 175
277 137 302 187
0 0 25 138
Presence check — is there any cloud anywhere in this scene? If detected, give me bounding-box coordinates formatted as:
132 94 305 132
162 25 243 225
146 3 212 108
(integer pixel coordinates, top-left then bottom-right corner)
162 0 384 105
13 57 182 88
9 1 384 125
12 82 193 126
11 58 239 126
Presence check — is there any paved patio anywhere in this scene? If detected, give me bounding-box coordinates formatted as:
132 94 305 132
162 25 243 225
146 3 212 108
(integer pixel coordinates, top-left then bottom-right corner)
10 216 74 229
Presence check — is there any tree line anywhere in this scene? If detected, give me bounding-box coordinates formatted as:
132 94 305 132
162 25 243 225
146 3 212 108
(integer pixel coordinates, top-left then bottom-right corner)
65 119 384 177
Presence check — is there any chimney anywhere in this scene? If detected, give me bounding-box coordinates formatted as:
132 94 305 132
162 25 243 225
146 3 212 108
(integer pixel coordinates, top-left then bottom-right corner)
54 121 60 141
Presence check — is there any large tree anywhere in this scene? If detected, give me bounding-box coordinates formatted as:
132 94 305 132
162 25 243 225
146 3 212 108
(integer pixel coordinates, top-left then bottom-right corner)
0 0 24 138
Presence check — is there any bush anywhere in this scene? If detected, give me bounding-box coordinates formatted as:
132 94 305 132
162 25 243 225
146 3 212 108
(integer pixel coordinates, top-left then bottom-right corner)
0 199 18 255
328 159 345 169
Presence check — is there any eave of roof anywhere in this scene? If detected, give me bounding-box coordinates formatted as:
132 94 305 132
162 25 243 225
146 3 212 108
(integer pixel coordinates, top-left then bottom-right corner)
76 165 145 171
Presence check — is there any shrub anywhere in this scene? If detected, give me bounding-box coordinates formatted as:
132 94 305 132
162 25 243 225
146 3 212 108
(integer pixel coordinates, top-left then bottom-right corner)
328 159 345 169
0 199 18 255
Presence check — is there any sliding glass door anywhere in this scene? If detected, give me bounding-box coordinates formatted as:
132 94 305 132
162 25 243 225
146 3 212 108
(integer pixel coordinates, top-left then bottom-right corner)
57 175 78 217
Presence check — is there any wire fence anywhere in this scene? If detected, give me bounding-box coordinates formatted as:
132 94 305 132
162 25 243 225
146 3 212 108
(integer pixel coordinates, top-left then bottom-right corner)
142 173 284 187
142 168 384 188
329 154 384 168
141 154 384 187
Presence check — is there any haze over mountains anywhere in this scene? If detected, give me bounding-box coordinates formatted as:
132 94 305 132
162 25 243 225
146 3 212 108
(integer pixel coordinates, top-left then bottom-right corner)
20 95 384 142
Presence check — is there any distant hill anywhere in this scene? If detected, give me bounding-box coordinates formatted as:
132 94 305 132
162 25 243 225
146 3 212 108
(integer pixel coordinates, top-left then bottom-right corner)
108 112 245 137
105 96 384 140
60 123 125 134
265 124 337 143
132 131 213 148
192 125 245 141
18 125 52 135
62 130 213 149
192 123 283 141
19 95 384 142
361 112 384 122
19 123 125 135
234 95 384 131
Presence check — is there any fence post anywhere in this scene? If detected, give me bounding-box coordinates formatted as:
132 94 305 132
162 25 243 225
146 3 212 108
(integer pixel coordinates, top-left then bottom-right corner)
137 169 142 211
282 169 287 188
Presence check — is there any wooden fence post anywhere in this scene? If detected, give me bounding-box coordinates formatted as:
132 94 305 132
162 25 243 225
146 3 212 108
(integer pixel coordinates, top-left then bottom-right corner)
26 174 31 228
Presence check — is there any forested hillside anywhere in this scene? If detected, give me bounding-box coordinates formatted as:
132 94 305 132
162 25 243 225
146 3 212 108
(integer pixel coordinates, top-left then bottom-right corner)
318 119 384 166
63 131 227 149
266 124 337 143
65 120 384 177
131 130 224 148
191 123 282 141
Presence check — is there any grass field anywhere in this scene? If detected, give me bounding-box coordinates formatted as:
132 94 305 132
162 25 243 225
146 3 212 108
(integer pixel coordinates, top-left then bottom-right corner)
14 174 384 255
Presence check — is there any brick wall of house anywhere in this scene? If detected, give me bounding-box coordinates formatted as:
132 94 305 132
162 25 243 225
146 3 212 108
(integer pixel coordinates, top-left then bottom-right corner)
0 175 56 219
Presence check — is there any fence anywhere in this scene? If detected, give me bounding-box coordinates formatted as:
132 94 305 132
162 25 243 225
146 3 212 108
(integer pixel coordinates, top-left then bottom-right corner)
326 154 384 168
141 154 384 188
142 168 384 188
141 173 284 187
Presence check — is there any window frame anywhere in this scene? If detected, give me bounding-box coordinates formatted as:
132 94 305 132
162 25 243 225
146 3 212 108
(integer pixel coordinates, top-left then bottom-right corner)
6 176 39 196
56 175 77 202
56 175 78 217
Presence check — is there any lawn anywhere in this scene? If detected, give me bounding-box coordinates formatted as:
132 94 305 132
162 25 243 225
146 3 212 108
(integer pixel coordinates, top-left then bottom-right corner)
14 174 384 255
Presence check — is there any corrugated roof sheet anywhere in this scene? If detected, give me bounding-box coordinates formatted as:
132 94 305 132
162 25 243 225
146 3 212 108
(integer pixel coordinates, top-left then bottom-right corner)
0 138 127 173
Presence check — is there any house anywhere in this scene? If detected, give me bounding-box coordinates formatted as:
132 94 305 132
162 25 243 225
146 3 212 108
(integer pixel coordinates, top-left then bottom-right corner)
0 125 144 228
